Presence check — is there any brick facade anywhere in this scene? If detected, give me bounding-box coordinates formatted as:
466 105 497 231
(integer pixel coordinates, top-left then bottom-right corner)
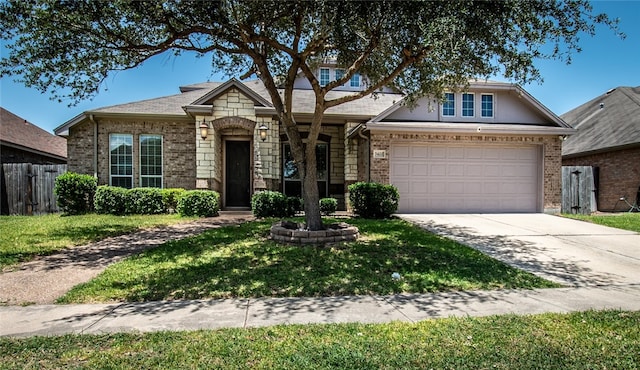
563 147 640 211
67 119 196 189
369 132 562 213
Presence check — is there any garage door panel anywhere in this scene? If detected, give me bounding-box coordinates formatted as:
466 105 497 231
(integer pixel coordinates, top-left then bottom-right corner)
412 163 428 176
431 147 447 158
465 164 485 177
390 143 540 213
430 164 447 176
411 146 429 158
447 164 464 176
392 145 410 158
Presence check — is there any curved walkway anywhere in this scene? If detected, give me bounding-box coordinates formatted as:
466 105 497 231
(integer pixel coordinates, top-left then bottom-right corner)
0 212 254 305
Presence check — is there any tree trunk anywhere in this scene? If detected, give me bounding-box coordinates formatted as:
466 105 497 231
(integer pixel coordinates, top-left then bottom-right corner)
302 147 323 230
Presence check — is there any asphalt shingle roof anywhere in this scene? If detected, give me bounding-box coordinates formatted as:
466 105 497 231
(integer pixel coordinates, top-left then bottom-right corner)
1 107 67 159
561 86 640 156
93 79 403 117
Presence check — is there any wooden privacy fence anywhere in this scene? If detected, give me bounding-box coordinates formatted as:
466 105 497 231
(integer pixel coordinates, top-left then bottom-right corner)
561 166 597 214
1 163 67 215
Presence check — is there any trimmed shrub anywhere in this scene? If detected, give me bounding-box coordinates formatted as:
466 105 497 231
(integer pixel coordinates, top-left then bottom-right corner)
348 182 399 219
286 196 303 216
177 190 220 217
54 172 97 215
161 188 186 213
94 186 128 215
126 188 165 215
319 197 338 216
251 191 300 218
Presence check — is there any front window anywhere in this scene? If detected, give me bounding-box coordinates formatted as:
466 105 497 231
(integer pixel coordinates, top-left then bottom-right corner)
442 93 455 116
283 143 328 198
335 69 344 81
109 134 133 188
462 93 475 117
319 68 330 86
481 94 494 117
350 72 360 87
140 135 163 188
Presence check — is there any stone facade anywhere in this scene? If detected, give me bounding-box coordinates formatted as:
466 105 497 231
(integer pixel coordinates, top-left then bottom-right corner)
563 147 640 211
369 132 563 213
67 119 195 189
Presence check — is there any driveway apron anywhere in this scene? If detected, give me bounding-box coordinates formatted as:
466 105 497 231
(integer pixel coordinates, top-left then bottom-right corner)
398 214 640 287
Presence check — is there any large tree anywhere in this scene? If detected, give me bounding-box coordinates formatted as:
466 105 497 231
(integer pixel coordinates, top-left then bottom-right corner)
0 0 619 230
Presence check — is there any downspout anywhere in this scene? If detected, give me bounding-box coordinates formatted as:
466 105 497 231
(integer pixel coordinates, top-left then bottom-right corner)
358 126 370 182
89 114 98 179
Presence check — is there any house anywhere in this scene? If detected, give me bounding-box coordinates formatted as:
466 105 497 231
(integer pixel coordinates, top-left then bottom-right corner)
561 86 640 212
1 107 67 215
54 67 573 213
1 107 67 165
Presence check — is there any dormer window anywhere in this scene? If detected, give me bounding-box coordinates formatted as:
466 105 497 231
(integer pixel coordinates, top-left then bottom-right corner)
320 68 330 86
350 72 360 87
442 93 455 117
481 94 494 118
462 93 475 117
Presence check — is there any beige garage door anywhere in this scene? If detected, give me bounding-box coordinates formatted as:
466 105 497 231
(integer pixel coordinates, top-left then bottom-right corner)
390 143 541 213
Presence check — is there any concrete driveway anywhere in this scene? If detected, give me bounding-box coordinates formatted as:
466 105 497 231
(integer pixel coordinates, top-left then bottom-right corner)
398 214 640 287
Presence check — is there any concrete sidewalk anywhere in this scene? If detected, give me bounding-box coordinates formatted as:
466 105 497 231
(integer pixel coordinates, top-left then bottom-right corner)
3 285 640 337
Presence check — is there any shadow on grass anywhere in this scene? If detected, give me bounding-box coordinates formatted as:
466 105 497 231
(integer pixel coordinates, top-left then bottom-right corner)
60 219 556 304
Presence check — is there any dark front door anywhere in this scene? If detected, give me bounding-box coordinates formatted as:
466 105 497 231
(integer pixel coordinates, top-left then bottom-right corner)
225 140 251 207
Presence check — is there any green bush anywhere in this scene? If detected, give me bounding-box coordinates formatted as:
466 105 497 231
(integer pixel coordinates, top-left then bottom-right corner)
319 197 338 216
54 172 97 215
126 188 165 215
177 190 220 217
251 191 300 218
348 182 399 219
161 188 186 213
94 186 127 215
286 196 303 216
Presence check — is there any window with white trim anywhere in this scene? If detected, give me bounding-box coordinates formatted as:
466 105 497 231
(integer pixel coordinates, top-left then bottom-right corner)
481 94 494 118
319 68 330 86
109 134 133 188
140 134 163 188
335 69 344 81
442 93 455 117
462 93 475 117
350 72 360 87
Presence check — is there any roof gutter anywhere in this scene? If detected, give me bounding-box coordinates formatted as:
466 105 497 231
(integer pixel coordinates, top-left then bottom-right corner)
364 122 577 136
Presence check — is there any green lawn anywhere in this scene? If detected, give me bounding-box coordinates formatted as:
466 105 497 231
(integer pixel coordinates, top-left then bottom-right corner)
58 218 558 303
0 214 196 269
1 310 638 369
563 213 640 233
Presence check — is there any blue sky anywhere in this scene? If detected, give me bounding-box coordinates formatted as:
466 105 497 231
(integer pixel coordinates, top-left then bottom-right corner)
1 1 639 134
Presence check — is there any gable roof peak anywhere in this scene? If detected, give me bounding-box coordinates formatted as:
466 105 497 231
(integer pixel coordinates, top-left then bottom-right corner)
188 78 273 108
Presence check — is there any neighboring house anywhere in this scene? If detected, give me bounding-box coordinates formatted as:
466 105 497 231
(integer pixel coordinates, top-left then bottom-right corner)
1 107 67 165
54 66 573 213
561 86 640 212
1 107 68 215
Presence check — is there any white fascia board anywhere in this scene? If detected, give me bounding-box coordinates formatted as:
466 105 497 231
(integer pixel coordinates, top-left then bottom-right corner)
365 122 576 136
54 113 87 136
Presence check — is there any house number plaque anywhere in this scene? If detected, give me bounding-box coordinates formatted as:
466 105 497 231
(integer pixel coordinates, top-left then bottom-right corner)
373 150 387 159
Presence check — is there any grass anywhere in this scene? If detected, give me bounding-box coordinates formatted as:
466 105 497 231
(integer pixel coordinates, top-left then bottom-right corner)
1 310 638 369
0 213 196 269
563 213 640 233
58 218 558 303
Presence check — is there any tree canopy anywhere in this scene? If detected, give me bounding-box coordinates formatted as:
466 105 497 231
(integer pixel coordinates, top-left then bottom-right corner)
0 0 620 229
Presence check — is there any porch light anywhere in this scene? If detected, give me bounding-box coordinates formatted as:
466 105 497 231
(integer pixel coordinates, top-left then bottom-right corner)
258 123 269 141
199 120 209 139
